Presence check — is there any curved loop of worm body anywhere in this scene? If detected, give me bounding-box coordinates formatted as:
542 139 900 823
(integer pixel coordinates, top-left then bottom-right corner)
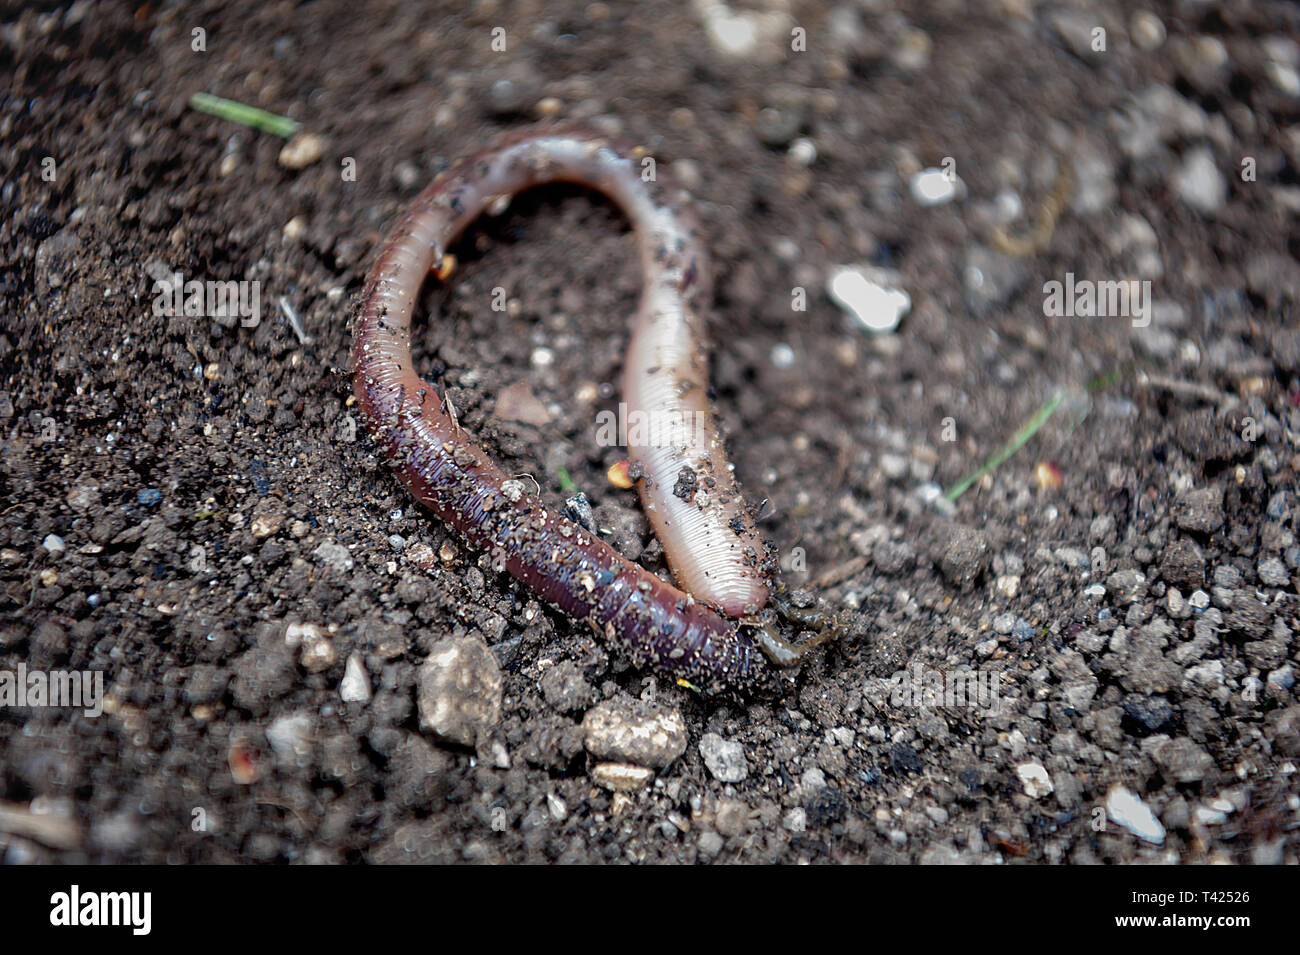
351 127 808 694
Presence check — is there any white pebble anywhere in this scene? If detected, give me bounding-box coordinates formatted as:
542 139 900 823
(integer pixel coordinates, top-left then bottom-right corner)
339 654 371 703
1173 148 1226 215
266 713 314 762
1130 12 1166 51
1107 785 1165 843
1263 37 1300 97
547 792 568 821
827 266 910 334
910 167 961 207
1017 762 1054 799
1194 805 1228 826
995 575 1020 598
278 132 325 170
787 138 817 167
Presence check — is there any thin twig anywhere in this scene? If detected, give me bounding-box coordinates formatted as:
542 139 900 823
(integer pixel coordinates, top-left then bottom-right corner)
944 390 1067 502
1134 371 1238 407
189 93 301 138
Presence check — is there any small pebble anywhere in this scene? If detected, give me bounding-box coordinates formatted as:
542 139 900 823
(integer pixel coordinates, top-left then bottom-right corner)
266 712 314 764
787 137 817 167
278 132 325 170
1259 557 1290 587
393 161 420 191
488 78 532 116
1012 618 1037 642
754 105 803 147
698 830 724 858
1263 37 1300 97
339 654 371 703
297 628 336 673
827 266 910 334
1107 785 1166 843
910 168 960 207
312 540 354 573
1173 147 1226 216
591 762 654 792
1194 805 1228 826
250 515 280 538
1267 665 1295 691
1130 11 1166 51
417 635 503 748
1017 762 1054 799
1167 588 1186 617
547 792 568 821
582 697 687 769
699 733 748 783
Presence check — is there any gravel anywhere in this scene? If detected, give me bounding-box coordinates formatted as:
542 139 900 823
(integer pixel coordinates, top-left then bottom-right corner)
699 733 749 783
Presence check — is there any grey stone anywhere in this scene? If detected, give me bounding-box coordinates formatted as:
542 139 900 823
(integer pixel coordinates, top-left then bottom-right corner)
1173 488 1224 533
1258 557 1290 588
417 635 503 748
1265 706 1300 756
936 524 989 589
582 697 688 769
1150 736 1215 783
699 733 749 783
1173 147 1226 215
1123 695 1175 733
1160 538 1205 589
312 540 354 573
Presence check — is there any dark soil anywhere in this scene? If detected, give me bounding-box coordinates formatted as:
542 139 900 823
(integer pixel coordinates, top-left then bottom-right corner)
2 0 1298 864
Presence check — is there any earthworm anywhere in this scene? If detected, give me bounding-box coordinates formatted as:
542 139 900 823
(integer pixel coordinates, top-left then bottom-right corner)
351 127 776 693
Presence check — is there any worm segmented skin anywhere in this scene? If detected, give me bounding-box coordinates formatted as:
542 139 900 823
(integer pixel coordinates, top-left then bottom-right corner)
352 128 774 694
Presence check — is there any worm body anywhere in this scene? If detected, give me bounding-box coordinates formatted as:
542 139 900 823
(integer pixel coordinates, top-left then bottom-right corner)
352 128 772 693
